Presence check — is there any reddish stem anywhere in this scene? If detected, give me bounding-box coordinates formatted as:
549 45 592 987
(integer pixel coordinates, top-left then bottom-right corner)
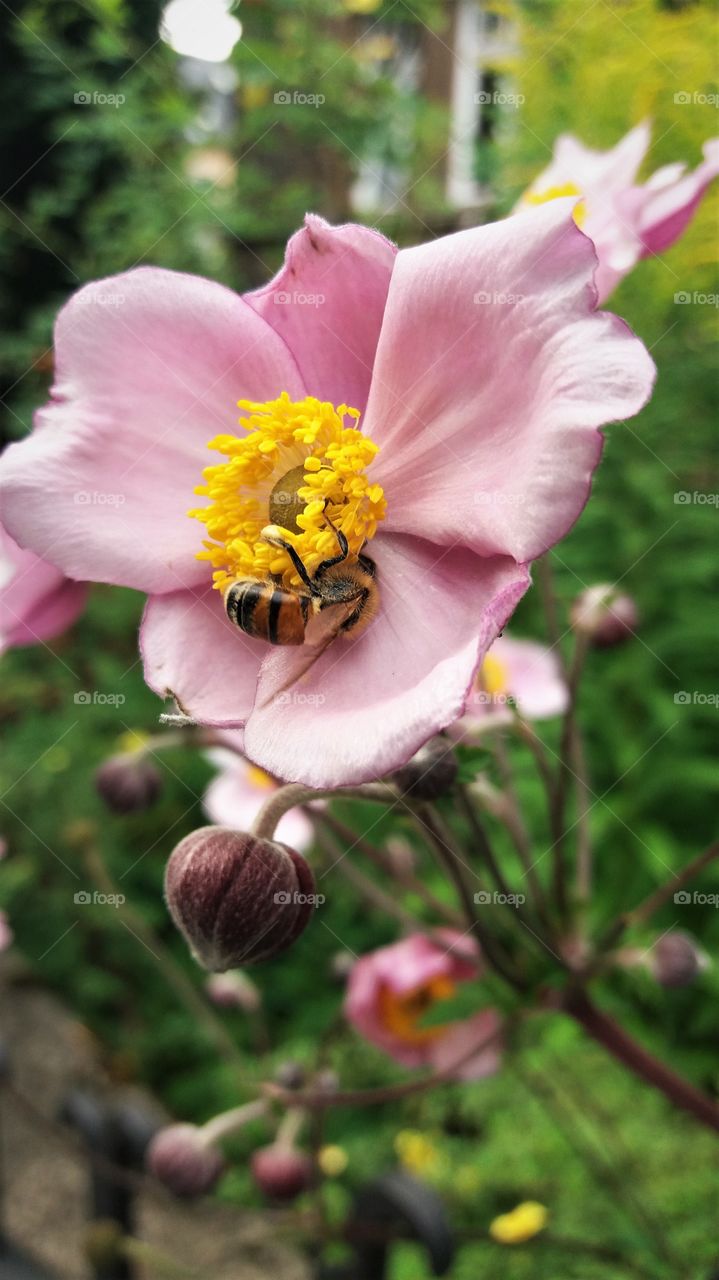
564 990 719 1133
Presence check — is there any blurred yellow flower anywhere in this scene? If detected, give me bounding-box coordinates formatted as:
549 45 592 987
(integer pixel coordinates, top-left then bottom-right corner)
116 729 150 755
394 1130 440 1176
318 1144 349 1177
344 0 382 13
489 1201 548 1244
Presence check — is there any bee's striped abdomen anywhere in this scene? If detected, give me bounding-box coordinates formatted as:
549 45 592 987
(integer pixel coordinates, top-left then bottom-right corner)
224 579 308 645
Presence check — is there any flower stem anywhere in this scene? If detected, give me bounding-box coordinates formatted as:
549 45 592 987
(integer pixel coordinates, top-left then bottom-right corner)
201 1098 268 1146
598 839 719 952
250 782 394 841
563 989 719 1133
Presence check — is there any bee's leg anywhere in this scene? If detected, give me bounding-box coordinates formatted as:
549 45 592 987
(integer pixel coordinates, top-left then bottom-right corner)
338 588 370 633
314 508 350 578
358 552 376 577
261 525 317 595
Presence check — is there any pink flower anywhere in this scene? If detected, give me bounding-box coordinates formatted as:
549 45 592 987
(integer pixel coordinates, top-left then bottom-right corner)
519 123 719 301
0 210 654 786
344 931 502 1080
462 634 568 724
203 732 314 852
1 521 86 655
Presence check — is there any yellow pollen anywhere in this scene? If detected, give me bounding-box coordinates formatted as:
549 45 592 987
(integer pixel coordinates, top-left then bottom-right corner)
378 975 457 1045
246 764 275 791
190 393 387 593
479 652 509 697
522 181 586 228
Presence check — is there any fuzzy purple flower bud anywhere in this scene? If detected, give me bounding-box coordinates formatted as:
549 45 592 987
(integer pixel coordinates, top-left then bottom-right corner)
650 931 708 988
146 1123 225 1198
95 754 163 814
392 736 458 800
570 585 638 647
165 826 316 969
250 1144 313 1201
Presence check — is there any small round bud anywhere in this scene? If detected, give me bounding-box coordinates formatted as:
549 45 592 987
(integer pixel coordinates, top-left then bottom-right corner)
329 949 355 984
570 585 638 647
274 1060 306 1091
205 970 262 1012
146 1123 225 1198
392 737 458 800
250 1144 313 1201
165 827 315 969
96 754 163 814
650 931 708 988
313 1068 340 1096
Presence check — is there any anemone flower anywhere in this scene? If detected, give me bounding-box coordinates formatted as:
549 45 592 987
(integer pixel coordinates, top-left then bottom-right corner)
462 633 568 724
203 732 314 852
344 931 502 1080
0 207 654 785
518 122 719 301
0 910 13 952
1 521 86 656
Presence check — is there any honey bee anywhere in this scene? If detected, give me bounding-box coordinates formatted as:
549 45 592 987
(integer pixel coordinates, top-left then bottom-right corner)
224 517 379 646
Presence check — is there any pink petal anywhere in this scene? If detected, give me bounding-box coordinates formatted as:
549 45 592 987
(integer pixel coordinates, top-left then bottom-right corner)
140 586 266 725
0 524 87 653
203 752 314 852
466 634 568 721
241 535 529 786
245 215 396 413
635 137 719 257
428 1008 503 1080
531 121 650 199
364 202 655 564
0 268 305 593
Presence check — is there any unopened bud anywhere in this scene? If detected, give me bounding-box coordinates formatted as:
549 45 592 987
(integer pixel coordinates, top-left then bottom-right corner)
165 827 315 969
146 1123 225 1198
205 970 262 1012
392 737 458 800
274 1060 306 1090
329 949 355 984
313 1068 340 1096
650 931 708 988
96 754 163 814
250 1144 313 1201
570 585 638 647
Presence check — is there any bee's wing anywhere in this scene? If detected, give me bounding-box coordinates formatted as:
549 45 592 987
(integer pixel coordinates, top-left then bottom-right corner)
255 601 357 710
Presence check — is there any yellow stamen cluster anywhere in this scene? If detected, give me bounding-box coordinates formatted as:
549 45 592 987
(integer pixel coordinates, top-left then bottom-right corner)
190 393 386 593
378 975 457 1045
478 652 509 697
522 180 587 228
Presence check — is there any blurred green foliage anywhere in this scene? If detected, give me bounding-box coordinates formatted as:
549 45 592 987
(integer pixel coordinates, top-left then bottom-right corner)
1 0 717 1275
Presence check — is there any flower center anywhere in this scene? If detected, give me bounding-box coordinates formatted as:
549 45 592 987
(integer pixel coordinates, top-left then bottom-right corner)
246 764 275 790
522 181 586 228
378 975 457 1045
190 393 386 594
478 652 509 697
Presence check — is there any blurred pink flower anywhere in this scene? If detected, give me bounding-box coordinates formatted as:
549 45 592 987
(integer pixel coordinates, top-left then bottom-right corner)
462 634 568 724
519 122 719 300
0 210 654 785
1 522 86 655
344 931 502 1080
203 732 314 852
0 910 13 952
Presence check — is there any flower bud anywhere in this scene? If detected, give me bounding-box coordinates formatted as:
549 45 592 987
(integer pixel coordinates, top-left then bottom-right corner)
329 949 355 984
570 585 638 647
650 931 708 988
392 737 457 800
274 1060 306 1091
95 754 163 814
250 1144 313 1201
146 1123 225 1198
165 826 315 969
205 970 262 1012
